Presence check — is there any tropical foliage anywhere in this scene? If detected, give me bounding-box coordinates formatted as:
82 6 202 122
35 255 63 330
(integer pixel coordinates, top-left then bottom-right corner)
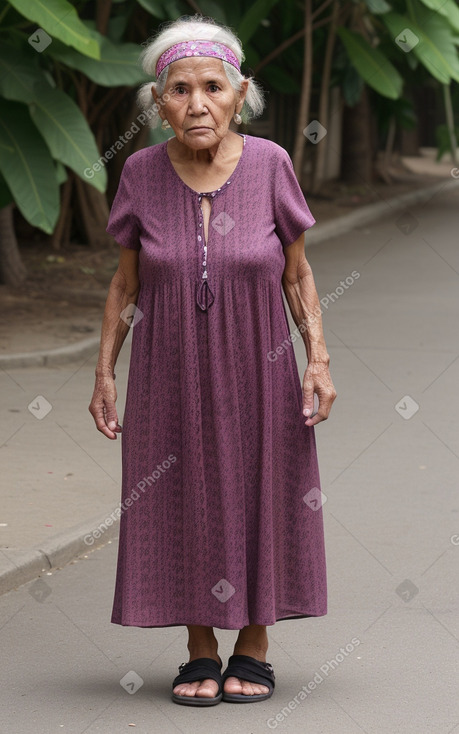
0 0 457 284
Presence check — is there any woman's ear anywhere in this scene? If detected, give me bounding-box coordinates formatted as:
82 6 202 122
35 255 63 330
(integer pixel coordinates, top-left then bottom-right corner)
151 85 165 120
236 78 249 113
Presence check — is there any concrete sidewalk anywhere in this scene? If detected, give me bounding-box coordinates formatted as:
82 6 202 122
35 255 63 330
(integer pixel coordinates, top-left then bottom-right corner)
0 170 458 732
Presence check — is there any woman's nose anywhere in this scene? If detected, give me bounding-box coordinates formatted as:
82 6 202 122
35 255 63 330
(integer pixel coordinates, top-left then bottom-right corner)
188 90 207 114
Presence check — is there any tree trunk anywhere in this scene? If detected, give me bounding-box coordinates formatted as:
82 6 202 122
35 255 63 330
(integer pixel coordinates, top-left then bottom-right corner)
96 0 112 35
75 178 113 248
381 116 396 183
0 203 27 286
443 84 458 165
51 176 73 250
292 0 313 178
311 0 339 194
341 86 373 184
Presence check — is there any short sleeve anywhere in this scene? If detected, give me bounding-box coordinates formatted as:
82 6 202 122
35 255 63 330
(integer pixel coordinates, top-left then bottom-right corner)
274 150 315 248
106 157 141 250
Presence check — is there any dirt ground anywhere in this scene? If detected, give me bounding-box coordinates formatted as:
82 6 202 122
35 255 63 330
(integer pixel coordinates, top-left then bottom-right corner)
0 244 117 355
0 164 446 356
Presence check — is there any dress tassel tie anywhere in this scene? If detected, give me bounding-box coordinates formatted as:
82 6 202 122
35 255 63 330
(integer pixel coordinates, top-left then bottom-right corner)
196 279 215 311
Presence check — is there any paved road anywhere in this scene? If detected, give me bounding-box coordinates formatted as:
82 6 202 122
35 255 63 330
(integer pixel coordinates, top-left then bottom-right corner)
1 184 459 733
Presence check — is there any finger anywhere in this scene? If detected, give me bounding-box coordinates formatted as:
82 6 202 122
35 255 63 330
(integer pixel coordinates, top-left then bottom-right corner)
104 401 120 433
94 415 117 439
305 413 324 427
89 403 118 440
302 379 315 418
304 395 333 426
100 424 118 440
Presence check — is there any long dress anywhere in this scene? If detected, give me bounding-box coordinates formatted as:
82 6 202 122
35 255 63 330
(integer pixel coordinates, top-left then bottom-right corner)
106 133 327 629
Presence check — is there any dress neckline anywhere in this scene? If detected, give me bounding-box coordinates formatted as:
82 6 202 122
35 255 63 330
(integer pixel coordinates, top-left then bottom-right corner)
164 133 247 197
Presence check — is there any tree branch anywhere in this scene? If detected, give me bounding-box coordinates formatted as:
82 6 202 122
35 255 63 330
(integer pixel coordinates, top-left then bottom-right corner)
254 29 305 74
293 0 313 177
96 0 112 35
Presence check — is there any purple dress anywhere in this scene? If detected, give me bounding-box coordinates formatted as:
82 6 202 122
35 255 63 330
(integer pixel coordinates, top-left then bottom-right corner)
106 133 327 629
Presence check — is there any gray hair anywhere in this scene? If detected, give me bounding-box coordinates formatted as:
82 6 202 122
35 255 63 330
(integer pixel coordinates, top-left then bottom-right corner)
137 15 265 128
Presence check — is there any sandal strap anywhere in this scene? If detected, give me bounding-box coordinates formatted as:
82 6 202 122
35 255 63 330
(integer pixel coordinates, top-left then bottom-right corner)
172 657 222 689
222 654 275 690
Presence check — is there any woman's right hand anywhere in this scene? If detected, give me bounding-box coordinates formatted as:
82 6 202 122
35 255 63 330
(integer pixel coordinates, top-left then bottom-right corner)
89 374 122 440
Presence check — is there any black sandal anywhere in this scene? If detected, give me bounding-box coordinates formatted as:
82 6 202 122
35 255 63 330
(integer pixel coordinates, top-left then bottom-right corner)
172 656 223 706
221 654 275 703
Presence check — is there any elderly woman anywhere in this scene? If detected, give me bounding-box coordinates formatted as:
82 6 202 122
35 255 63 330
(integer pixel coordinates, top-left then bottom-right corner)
89 15 336 706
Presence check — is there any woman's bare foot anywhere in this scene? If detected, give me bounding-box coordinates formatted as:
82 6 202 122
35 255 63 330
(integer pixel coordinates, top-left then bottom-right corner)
172 625 221 699
223 624 270 696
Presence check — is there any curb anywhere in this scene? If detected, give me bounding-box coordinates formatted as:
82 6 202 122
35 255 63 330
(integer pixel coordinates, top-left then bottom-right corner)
0 336 101 370
1 174 458 597
305 176 459 247
0 511 120 596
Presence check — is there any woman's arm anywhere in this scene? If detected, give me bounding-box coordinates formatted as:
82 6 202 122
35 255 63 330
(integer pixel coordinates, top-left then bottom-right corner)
282 234 337 426
89 246 140 439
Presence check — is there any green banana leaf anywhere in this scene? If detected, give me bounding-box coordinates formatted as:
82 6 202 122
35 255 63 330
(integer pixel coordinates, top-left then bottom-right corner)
238 0 282 45
409 0 459 79
9 0 100 59
160 0 187 21
29 85 107 192
337 27 403 99
47 33 150 87
0 101 60 233
383 6 459 83
187 0 228 24
0 44 46 101
365 0 392 14
417 0 459 33
136 0 168 18
0 45 106 191
55 161 68 185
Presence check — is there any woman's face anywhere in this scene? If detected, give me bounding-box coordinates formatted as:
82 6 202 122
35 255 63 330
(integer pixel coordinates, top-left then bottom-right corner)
152 56 248 149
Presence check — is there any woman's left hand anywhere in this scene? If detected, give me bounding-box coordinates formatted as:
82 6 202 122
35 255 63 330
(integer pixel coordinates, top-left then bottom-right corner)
302 362 337 426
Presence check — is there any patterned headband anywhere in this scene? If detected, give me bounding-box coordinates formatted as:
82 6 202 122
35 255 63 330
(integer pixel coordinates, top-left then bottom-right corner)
155 39 241 78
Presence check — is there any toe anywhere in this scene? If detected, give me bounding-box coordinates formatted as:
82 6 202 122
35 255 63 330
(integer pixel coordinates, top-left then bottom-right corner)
223 675 243 694
173 681 200 697
241 680 269 696
224 677 269 696
253 683 269 695
241 680 255 696
174 679 219 699
195 678 219 698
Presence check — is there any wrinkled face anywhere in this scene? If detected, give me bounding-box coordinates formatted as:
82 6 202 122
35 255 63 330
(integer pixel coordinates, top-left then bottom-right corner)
152 56 248 149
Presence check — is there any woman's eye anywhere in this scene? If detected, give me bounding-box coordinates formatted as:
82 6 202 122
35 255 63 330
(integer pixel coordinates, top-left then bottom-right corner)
175 86 186 95
208 85 220 93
